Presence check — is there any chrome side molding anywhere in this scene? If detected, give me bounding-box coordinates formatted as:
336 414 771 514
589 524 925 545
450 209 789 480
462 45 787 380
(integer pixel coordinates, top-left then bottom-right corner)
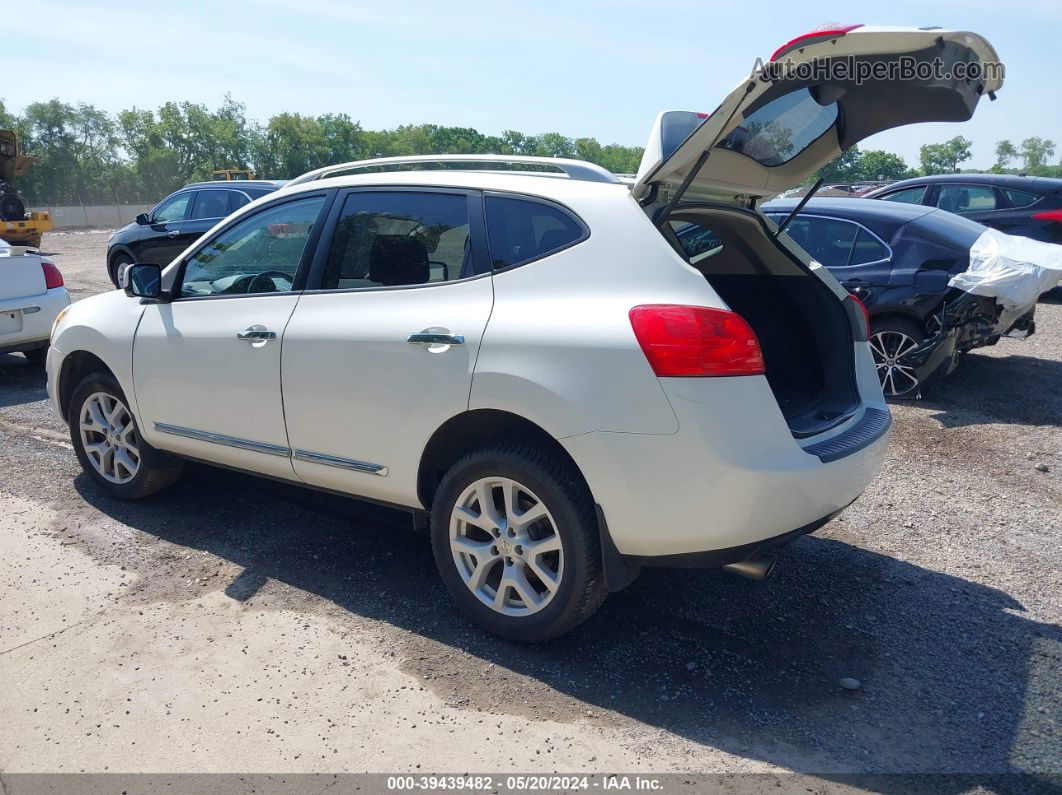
153 423 291 457
292 449 388 477
153 422 388 475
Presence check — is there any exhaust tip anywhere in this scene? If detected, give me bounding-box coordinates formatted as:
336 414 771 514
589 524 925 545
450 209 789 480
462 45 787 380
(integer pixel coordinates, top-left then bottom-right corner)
722 554 777 581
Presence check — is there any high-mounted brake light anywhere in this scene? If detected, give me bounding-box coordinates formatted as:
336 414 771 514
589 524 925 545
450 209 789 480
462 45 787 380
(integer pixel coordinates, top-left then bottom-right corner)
629 305 765 378
770 24 864 61
42 261 64 289
1031 209 1062 222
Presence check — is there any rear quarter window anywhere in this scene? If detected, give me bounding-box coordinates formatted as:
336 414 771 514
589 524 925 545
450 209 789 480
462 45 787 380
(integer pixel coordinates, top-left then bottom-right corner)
485 195 586 269
1002 188 1039 208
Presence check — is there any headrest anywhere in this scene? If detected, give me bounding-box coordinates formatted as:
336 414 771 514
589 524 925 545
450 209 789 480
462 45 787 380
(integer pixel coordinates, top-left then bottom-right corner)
369 235 429 286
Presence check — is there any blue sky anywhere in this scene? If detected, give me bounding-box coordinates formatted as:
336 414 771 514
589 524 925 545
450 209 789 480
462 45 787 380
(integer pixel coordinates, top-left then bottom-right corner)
9 0 1059 169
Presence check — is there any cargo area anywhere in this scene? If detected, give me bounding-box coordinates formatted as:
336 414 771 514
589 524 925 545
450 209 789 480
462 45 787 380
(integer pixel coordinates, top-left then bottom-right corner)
668 206 860 437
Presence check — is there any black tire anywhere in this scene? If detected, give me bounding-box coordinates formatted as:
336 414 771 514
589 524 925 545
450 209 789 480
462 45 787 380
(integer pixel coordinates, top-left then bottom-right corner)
109 252 132 288
430 443 606 642
68 371 183 499
869 316 926 399
22 347 47 366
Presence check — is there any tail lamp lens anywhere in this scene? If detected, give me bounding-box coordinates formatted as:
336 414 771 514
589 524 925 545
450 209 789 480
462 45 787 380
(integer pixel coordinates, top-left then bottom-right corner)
42 261 64 289
629 304 765 377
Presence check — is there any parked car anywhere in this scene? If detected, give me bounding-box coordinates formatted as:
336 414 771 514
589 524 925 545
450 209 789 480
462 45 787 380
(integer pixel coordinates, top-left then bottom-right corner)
49 25 1001 640
863 174 1062 244
106 180 284 287
748 198 1038 397
0 238 70 366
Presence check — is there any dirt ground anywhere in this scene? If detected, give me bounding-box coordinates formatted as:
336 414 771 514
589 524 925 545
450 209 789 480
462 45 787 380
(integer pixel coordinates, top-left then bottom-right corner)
0 231 1059 782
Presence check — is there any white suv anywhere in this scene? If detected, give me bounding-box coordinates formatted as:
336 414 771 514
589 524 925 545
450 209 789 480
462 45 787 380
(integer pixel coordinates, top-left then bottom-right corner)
48 27 1001 640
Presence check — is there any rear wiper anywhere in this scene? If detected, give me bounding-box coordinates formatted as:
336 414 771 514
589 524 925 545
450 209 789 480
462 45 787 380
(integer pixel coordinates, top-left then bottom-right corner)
775 177 824 239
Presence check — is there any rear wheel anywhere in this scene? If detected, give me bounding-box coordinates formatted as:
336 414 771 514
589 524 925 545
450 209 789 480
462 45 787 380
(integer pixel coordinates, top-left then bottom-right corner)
430 444 606 642
869 317 925 398
69 372 183 499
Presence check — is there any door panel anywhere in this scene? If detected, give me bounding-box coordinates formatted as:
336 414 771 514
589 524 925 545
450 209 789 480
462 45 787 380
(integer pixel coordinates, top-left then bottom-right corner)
282 278 493 504
133 295 301 478
137 191 195 265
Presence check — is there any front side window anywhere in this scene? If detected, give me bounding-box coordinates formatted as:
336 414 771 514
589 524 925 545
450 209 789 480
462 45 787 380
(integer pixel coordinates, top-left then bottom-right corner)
178 195 325 298
485 196 585 269
880 186 927 205
936 184 997 213
320 191 471 290
189 190 230 220
717 88 839 167
153 192 192 223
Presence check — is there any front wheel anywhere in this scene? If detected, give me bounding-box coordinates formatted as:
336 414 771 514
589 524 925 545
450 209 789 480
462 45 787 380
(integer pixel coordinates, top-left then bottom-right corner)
430 444 606 642
68 372 183 499
109 253 132 288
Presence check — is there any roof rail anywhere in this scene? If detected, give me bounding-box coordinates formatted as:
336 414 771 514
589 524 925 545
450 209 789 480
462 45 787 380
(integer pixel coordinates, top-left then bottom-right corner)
286 154 621 186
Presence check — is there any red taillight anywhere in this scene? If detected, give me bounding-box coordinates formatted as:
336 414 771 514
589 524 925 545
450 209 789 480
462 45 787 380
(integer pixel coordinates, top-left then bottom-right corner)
629 305 765 378
1031 209 1062 222
42 261 64 289
849 294 870 338
770 24 864 61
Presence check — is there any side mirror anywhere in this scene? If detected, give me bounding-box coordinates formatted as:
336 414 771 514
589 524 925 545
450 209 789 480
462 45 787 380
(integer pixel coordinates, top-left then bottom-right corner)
124 263 163 300
134 212 151 225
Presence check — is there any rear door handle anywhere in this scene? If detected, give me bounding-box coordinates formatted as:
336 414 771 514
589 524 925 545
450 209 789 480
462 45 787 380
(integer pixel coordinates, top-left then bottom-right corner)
237 327 277 341
167 230 180 238
407 331 464 346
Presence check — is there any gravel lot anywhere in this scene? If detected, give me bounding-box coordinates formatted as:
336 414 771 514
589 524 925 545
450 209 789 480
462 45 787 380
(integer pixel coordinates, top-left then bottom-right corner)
0 231 1059 782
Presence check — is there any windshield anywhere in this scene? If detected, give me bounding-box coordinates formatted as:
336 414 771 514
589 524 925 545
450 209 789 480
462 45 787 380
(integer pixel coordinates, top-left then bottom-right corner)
717 88 838 167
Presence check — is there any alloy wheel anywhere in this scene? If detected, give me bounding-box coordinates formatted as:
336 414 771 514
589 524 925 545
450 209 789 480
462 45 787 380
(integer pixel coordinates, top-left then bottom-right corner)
79 392 141 483
869 331 920 397
449 476 563 616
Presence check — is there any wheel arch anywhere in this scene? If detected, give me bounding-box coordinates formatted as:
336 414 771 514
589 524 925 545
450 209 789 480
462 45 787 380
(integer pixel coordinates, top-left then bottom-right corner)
417 409 591 512
57 350 115 422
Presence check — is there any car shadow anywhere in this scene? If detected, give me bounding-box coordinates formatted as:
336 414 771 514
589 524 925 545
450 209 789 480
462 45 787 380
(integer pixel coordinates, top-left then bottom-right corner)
917 351 1062 429
0 353 48 408
74 464 1060 784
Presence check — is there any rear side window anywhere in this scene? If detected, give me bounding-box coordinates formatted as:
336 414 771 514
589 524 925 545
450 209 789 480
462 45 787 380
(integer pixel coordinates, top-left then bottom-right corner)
850 228 889 265
1002 188 1039 208
936 184 997 212
717 88 838 167
229 191 252 213
485 196 585 269
189 190 230 220
321 191 471 289
880 186 927 205
784 216 856 268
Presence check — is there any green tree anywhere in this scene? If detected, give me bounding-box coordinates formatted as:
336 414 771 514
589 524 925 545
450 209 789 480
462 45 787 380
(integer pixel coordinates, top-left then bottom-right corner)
919 136 972 175
994 139 1017 171
1019 137 1056 172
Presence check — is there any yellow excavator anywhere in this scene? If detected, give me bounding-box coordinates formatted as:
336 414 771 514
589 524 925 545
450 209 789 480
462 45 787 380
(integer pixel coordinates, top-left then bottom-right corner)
0 130 51 248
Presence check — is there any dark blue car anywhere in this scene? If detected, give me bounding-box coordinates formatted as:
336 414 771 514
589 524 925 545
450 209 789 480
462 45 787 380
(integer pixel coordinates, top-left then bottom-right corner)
863 173 1062 244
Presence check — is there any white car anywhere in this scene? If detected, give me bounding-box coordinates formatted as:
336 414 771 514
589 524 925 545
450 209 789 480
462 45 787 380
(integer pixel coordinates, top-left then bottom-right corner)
48 26 1001 640
1 238 70 366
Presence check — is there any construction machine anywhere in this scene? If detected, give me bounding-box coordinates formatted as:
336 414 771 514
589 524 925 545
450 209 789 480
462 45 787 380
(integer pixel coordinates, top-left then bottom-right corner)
0 130 51 248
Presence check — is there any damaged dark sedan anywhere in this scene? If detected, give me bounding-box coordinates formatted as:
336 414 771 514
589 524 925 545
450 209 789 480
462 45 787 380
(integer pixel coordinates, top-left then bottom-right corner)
741 198 1042 397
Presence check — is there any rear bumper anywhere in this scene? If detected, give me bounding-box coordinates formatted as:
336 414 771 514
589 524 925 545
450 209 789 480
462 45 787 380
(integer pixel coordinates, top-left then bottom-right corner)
562 363 890 558
0 287 69 355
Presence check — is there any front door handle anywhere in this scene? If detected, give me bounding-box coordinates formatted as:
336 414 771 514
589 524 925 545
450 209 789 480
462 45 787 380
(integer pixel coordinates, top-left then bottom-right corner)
237 327 277 341
408 331 464 346
167 230 180 238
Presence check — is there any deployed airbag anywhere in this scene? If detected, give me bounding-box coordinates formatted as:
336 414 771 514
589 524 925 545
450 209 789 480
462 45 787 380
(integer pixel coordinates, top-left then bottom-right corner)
949 228 1062 309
